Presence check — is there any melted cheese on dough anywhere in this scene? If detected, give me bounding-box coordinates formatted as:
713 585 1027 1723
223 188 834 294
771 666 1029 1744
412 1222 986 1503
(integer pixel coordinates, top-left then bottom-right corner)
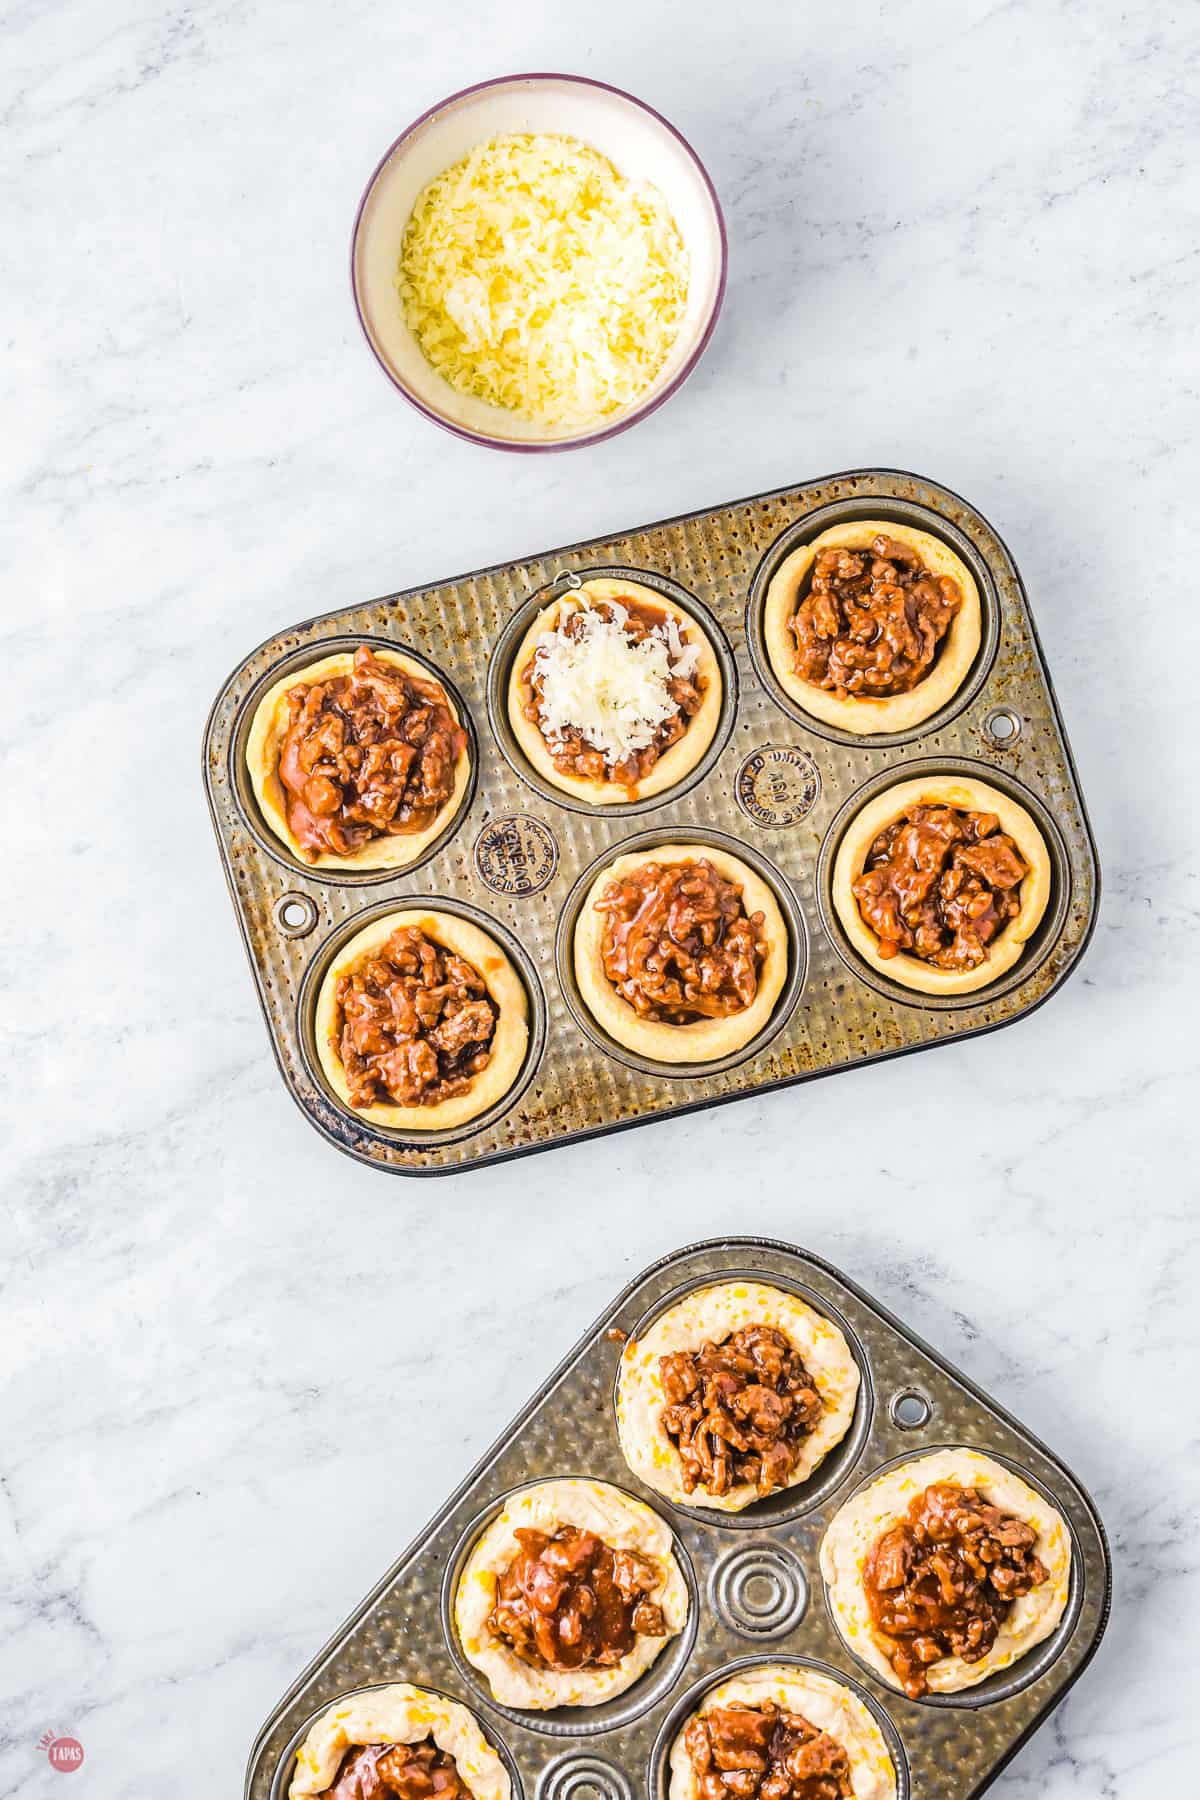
454 1478 688 1709
617 1280 860 1511
819 1448 1073 1695
288 1684 510 1800
667 1665 897 1800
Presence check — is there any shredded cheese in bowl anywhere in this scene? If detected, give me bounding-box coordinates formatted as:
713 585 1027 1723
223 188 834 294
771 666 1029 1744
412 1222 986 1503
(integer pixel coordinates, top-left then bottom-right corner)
396 133 689 428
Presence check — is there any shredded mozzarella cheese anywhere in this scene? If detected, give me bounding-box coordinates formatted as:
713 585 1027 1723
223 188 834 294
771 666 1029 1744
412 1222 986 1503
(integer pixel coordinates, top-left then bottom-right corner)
532 603 700 765
397 133 689 427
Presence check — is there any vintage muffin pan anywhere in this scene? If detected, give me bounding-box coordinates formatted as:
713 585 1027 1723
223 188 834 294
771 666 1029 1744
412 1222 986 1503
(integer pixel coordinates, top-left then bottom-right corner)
244 1238 1111 1800
202 468 1099 1174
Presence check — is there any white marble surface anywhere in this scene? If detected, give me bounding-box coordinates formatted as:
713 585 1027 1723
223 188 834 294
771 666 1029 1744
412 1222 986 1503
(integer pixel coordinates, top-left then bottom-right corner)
3 0 1197 1793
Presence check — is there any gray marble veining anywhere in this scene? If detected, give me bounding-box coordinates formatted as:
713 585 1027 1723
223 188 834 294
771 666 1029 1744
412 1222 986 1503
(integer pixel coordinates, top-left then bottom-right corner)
2 1 1197 1796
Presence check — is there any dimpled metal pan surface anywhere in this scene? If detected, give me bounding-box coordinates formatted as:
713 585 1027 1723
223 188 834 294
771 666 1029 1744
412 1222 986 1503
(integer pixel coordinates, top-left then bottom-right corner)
243 1238 1111 1800
202 469 1099 1174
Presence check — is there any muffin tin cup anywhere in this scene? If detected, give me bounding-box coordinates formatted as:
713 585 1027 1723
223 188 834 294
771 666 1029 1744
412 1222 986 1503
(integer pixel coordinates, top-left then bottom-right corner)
296 896 548 1151
745 494 1001 750
229 634 480 887
267 1682 525 1800
647 1653 911 1800
554 829 808 1081
815 756 1074 1013
440 1482 701 1740
819 1444 1086 1712
486 565 740 818
611 1266 872 1529
244 1238 1111 1800
203 468 1100 1175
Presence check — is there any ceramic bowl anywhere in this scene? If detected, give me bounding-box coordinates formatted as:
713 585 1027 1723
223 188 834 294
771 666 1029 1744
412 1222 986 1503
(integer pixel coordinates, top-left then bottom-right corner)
351 73 727 452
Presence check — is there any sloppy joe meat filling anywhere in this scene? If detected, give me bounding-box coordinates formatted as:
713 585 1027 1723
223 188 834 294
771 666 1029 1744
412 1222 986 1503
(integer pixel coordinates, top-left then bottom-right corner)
596 859 768 1025
278 647 465 861
486 1524 666 1672
521 598 705 785
790 532 962 699
851 805 1028 971
863 1481 1049 1698
659 1325 823 1499
333 926 497 1110
684 1702 853 1800
318 1739 474 1800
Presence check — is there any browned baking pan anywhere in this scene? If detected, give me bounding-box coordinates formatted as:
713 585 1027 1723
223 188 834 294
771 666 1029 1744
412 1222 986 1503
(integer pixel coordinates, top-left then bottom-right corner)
202 469 1099 1174
243 1238 1110 1800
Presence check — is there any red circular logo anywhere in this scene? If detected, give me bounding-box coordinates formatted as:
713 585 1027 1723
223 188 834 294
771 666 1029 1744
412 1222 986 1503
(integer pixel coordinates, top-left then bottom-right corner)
48 1737 84 1772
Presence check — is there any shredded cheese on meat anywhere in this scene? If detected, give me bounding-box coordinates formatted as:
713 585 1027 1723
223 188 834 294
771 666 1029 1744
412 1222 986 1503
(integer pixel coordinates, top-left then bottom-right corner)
397 133 689 427
532 603 700 765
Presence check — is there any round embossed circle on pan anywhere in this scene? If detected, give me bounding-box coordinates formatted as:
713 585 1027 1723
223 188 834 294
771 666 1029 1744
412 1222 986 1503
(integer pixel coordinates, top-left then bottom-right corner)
820 1444 1084 1710
709 1543 809 1638
745 497 999 749
230 635 479 885
612 1268 873 1528
815 756 1072 1012
296 897 547 1148
440 1482 700 1739
537 1753 635 1800
646 1654 909 1800
555 829 807 1079
266 1682 525 1800
487 567 738 818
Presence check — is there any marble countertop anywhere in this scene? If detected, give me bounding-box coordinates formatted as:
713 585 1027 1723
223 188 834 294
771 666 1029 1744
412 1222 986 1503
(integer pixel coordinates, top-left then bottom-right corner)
4 1 1196 1794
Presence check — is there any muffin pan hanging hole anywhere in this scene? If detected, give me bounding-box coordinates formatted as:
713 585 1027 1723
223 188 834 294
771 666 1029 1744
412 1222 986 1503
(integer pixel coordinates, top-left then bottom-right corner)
272 891 319 939
983 706 1023 747
889 1388 933 1430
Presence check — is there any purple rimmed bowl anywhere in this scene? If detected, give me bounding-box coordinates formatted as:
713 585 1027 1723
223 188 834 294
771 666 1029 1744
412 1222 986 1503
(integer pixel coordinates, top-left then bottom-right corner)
350 73 727 453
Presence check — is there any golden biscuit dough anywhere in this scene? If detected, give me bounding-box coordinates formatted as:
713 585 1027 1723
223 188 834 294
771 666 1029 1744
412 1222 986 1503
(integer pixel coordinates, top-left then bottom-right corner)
507 579 722 804
573 845 789 1064
831 775 1052 996
616 1279 859 1511
315 909 528 1130
667 1664 897 1800
454 1478 688 1710
763 520 981 734
820 1449 1072 1696
246 647 470 871
288 1683 510 1800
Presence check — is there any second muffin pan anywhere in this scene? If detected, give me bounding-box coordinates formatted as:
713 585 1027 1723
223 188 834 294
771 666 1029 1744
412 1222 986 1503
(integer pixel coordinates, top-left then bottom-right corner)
244 1236 1111 1800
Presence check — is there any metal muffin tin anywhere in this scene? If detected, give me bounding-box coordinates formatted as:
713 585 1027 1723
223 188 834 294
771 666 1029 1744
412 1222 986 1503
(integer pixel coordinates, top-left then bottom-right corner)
203 468 1099 1175
244 1237 1111 1800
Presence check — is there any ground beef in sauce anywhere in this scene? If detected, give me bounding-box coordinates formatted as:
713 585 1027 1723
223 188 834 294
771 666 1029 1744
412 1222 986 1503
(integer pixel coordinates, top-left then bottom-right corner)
318 1740 474 1800
851 805 1028 970
333 926 496 1109
684 1702 853 1800
863 1481 1048 1698
486 1525 666 1672
596 859 766 1024
659 1325 823 1499
789 533 962 699
278 647 465 861
521 600 705 786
